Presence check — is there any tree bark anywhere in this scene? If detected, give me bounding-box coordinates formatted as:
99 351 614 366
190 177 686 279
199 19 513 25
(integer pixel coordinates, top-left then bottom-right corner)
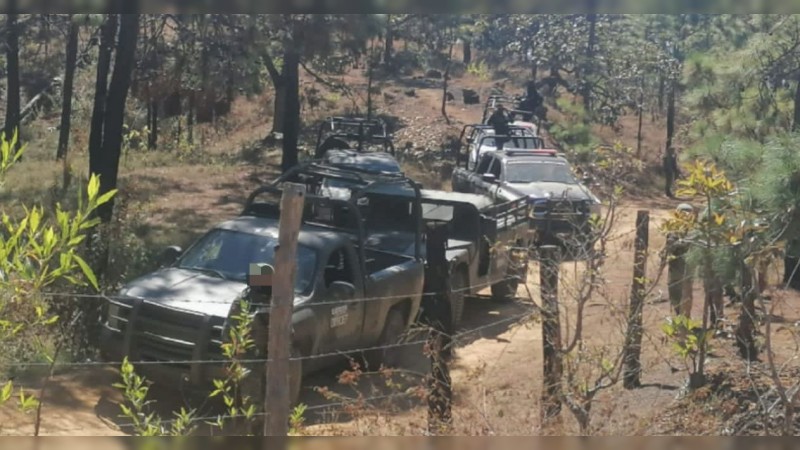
272 83 287 135
187 93 194 145
636 79 644 157
4 12 22 152
582 11 598 116
383 14 394 64
539 245 563 423
264 53 286 135
367 57 374 120
666 81 676 152
529 20 541 81
792 75 800 132
623 210 649 389
95 13 140 223
281 48 300 173
56 16 80 160
735 256 758 361
88 14 119 177
463 40 472 65
148 100 158 149
442 43 454 125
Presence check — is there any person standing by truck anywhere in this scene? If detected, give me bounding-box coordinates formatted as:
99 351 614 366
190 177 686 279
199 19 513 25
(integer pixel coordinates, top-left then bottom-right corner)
487 104 511 150
518 81 544 122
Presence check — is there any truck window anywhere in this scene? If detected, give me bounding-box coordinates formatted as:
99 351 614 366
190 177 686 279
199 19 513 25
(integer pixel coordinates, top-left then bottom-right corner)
176 229 318 294
476 154 493 174
324 247 355 287
489 157 502 178
505 161 578 184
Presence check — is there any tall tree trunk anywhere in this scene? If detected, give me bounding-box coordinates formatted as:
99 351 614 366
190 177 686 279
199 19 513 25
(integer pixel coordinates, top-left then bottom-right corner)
272 84 287 135
187 93 194 145
95 13 140 223
636 78 644 157
735 257 758 360
463 40 472 65
148 100 158 149
442 43 454 125
367 58 374 120
56 16 80 160
88 14 119 177
383 14 394 64
4 11 21 151
792 75 800 132
666 81 676 151
281 49 300 173
582 11 598 116
529 21 541 81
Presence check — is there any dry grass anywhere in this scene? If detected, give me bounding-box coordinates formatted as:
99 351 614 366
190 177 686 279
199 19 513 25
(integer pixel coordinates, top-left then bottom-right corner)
3 52 800 437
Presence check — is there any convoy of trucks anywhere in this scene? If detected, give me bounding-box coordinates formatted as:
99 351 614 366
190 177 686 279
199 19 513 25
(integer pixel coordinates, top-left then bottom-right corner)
99 99 599 406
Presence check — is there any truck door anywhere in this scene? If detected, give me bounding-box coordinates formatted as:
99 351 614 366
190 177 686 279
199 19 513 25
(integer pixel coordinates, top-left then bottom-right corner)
473 154 495 195
319 244 366 351
486 157 503 200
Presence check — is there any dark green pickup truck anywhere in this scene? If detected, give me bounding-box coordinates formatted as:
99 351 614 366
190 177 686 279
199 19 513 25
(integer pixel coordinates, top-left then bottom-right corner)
99 169 427 406
283 162 531 331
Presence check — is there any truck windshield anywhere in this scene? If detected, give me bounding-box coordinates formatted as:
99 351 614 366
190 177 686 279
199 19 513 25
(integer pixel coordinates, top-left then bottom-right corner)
505 162 578 184
479 136 542 149
176 229 318 293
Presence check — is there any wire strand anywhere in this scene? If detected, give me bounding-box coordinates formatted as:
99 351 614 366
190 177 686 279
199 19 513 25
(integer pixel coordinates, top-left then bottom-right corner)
0 308 535 369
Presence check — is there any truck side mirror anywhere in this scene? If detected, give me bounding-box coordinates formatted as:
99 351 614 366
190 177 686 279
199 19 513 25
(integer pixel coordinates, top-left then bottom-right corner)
328 281 357 300
159 246 182 267
482 173 497 183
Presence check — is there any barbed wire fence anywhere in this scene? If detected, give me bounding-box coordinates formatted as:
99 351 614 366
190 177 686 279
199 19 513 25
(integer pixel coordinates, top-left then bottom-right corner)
0 269 540 436
1 182 730 436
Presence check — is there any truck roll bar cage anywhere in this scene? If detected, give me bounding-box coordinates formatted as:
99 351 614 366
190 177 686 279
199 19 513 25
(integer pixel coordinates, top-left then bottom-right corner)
243 162 424 262
314 116 396 157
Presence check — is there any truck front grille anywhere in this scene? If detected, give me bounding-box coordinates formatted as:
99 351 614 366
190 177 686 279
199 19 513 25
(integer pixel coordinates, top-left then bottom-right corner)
110 298 227 369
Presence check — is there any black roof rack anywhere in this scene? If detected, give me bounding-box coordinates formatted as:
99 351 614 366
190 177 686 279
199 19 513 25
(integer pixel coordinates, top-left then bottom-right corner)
242 161 424 260
315 116 395 157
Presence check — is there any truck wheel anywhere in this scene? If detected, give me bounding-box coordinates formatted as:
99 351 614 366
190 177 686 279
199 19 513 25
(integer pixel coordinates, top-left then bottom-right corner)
491 253 526 301
448 270 467 329
375 308 407 368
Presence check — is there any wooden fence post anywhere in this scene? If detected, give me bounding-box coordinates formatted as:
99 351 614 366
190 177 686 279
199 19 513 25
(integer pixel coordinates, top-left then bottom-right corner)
265 182 305 436
424 222 453 434
667 231 692 317
427 330 453 434
735 247 758 360
539 244 562 423
623 210 649 389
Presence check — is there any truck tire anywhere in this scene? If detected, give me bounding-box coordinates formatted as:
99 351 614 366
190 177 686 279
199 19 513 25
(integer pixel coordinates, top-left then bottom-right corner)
449 270 467 329
374 308 407 368
491 251 527 301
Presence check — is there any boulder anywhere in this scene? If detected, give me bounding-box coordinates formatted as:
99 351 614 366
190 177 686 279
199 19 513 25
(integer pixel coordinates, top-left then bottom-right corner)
462 88 480 105
404 89 417 97
425 69 443 79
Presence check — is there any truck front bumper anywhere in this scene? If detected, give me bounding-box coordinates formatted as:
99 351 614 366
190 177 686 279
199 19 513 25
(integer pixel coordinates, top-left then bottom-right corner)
98 297 231 391
528 214 594 245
